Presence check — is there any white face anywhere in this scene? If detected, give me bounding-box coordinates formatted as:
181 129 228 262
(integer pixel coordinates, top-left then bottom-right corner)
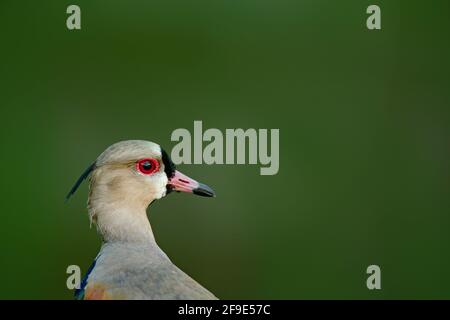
91 140 172 208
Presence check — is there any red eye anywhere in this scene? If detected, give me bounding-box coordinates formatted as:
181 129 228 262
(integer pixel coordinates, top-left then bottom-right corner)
136 158 160 175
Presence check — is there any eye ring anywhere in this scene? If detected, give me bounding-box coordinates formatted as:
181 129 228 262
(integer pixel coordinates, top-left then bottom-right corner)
136 158 160 175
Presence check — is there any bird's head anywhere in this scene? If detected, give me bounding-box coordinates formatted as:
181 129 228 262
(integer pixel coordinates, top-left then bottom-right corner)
66 140 215 240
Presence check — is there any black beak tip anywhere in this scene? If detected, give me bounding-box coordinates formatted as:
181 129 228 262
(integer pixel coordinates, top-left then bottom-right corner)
193 183 216 197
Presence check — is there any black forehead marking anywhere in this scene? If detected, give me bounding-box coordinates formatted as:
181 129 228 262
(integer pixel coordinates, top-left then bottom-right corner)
65 162 96 202
161 147 176 179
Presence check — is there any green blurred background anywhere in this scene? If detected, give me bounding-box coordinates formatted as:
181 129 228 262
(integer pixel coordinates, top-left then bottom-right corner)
0 0 449 299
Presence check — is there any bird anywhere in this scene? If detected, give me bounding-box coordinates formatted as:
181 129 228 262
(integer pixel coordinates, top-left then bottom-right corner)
66 140 217 300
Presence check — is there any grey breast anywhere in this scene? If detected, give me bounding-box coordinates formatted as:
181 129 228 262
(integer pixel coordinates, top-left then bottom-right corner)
87 242 217 300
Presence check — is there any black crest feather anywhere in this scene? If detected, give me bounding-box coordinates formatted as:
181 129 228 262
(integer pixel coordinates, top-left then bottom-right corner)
65 162 96 202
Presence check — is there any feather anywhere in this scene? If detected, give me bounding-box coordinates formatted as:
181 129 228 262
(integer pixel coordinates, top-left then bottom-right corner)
65 162 96 201
75 257 98 300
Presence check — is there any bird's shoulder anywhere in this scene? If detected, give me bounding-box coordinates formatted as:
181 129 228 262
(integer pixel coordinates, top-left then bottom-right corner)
80 242 217 300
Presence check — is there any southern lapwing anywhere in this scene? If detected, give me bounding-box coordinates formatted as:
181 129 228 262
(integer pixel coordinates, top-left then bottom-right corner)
66 140 217 300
